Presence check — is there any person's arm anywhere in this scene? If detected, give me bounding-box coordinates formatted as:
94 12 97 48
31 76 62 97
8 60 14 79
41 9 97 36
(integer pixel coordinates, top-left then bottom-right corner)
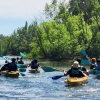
27 61 32 67
64 70 68 76
1 63 9 71
80 71 85 77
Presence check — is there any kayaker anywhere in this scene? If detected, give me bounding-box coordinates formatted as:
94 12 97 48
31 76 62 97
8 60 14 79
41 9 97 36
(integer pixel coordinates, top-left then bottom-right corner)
16 57 19 64
90 58 97 70
1 58 18 72
94 59 100 70
64 61 85 78
77 58 89 76
28 59 40 70
18 58 24 64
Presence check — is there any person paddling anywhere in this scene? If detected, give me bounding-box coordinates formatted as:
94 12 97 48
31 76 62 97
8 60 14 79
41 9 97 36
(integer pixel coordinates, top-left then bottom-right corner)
18 58 24 64
1 58 18 72
16 57 19 64
90 58 97 70
77 58 89 76
28 59 40 70
64 61 85 78
94 59 100 70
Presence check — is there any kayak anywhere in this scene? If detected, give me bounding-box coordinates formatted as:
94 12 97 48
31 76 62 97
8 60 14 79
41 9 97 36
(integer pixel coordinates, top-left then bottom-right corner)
89 70 100 75
17 64 27 68
5 71 19 78
1 71 19 78
65 75 88 86
29 69 40 73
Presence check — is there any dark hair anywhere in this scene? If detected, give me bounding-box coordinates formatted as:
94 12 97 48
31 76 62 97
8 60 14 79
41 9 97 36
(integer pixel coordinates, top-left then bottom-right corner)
91 58 96 63
12 58 16 62
17 57 19 60
77 58 81 64
33 59 37 63
5 60 8 63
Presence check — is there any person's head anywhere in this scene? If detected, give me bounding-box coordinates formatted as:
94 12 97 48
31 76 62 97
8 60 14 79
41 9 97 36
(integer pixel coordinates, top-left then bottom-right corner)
5 60 8 63
77 58 81 65
97 59 100 65
33 59 38 63
72 61 80 68
20 58 23 60
12 58 16 62
91 58 96 63
17 57 19 60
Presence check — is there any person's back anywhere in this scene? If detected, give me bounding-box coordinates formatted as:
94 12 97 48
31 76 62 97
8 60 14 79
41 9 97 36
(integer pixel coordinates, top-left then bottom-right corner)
1 62 9 71
8 62 17 72
64 61 85 78
1 58 18 72
31 59 39 69
16 57 19 64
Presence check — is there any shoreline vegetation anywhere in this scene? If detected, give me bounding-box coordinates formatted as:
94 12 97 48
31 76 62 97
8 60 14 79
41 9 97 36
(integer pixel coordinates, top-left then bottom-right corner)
0 0 100 60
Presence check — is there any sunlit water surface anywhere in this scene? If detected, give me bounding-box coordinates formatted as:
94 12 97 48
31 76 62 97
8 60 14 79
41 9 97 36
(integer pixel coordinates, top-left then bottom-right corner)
0 57 100 100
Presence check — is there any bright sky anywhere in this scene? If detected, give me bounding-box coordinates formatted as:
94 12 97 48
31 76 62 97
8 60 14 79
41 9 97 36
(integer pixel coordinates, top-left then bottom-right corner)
0 0 69 36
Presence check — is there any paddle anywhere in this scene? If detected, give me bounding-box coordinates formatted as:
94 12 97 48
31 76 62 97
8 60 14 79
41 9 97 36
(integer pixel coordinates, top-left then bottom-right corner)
52 75 64 80
81 50 90 60
4 56 11 62
19 68 26 76
82 59 91 65
41 66 58 72
0 53 11 62
20 52 27 58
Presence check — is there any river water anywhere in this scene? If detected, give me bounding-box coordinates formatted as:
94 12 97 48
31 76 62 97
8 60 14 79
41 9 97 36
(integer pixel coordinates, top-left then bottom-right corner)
0 57 100 100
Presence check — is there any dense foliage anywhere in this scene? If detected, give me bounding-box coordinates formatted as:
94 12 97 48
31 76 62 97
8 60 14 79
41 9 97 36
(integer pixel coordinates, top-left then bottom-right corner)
1 0 100 59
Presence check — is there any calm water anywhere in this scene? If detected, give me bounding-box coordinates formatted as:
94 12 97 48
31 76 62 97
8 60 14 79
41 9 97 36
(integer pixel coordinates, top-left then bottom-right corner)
0 57 100 100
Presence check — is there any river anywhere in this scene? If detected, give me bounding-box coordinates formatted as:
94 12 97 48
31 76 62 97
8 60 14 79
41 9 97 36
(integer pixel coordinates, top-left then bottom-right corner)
0 57 100 100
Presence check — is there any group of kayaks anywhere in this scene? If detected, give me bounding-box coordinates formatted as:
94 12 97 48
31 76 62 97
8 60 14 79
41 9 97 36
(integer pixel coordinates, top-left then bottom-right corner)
0 63 41 78
0 63 99 86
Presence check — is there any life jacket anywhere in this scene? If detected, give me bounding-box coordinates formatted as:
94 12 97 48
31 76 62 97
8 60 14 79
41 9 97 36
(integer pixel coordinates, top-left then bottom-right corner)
90 63 97 69
31 62 38 69
71 68 79 75
8 62 17 71
18 60 24 64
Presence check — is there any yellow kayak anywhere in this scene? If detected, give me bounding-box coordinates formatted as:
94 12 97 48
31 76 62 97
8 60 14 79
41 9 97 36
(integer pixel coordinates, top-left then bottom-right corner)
29 69 40 73
1 71 19 78
65 75 88 86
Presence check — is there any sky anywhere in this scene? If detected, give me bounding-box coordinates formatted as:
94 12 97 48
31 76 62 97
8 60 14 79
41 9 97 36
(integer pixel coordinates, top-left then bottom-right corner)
0 0 69 36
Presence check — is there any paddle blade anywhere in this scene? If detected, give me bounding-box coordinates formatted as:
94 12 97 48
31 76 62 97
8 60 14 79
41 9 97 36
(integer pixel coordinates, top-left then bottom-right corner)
81 50 88 56
19 68 26 72
20 73 26 76
0 53 3 58
52 75 64 80
20 52 27 58
89 70 100 75
41 66 58 72
4 56 11 62
82 59 91 64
